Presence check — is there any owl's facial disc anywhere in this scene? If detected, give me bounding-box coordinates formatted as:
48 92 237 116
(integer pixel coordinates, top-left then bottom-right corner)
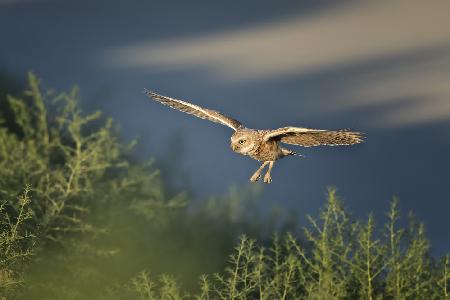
231 133 255 155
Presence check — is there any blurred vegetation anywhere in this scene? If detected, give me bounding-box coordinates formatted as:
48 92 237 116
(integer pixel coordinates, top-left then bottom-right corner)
0 73 449 299
111 191 450 300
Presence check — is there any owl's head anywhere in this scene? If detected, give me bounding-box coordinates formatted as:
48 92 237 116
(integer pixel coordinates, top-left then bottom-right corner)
230 129 258 155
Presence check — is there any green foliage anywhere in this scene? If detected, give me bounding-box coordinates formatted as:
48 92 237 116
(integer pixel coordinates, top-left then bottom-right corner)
0 73 176 299
0 187 36 295
184 190 448 300
127 271 186 300
2 73 129 240
111 189 450 300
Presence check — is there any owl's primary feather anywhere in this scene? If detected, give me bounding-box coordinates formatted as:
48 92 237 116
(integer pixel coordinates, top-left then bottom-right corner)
144 89 242 131
263 127 363 147
144 89 365 184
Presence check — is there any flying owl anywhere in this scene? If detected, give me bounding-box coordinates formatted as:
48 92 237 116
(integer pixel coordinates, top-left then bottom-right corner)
144 89 363 184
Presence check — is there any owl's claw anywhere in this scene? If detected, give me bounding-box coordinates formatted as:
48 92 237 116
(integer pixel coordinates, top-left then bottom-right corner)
263 161 274 184
250 174 261 182
250 173 261 182
263 173 272 184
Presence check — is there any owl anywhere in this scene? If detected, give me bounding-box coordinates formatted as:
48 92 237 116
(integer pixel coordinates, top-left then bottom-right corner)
144 89 363 184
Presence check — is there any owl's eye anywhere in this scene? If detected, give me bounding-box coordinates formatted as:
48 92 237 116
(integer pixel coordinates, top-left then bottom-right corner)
239 139 246 145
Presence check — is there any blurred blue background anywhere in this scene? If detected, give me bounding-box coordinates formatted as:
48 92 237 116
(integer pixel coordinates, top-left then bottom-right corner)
1 0 449 254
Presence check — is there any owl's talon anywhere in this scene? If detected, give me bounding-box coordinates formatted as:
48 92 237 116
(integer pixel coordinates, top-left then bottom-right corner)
263 174 272 184
250 174 261 182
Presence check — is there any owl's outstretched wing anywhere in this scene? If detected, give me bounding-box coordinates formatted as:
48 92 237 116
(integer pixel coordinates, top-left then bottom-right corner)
263 127 363 147
144 89 243 131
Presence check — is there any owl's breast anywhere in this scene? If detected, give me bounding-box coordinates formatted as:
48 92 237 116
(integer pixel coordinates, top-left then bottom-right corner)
250 141 282 161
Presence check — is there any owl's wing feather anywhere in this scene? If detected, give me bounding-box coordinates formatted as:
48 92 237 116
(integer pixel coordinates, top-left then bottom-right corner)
144 89 242 131
263 127 363 147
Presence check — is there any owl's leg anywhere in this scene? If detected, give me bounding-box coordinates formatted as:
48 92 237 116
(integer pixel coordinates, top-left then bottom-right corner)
250 161 269 182
263 161 275 184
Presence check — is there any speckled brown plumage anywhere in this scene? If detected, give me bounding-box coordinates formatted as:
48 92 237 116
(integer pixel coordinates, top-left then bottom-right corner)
145 90 364 184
